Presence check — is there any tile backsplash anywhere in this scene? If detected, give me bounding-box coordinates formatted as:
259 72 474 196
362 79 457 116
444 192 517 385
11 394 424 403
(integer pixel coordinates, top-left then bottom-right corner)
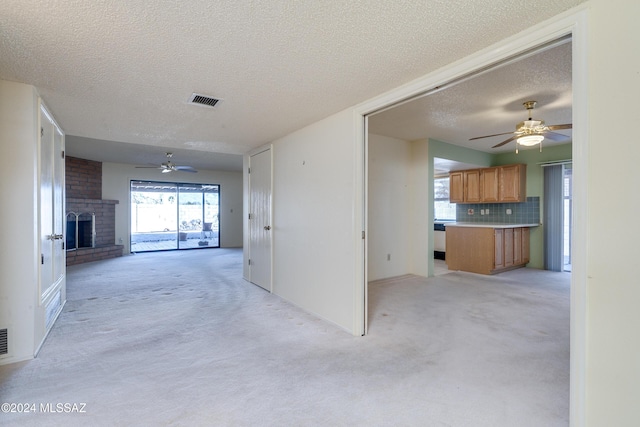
456 196 540 224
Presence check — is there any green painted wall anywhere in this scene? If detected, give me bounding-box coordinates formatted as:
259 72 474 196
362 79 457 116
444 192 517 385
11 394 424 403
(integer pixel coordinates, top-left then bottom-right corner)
428 138 494 167
426 139 572 271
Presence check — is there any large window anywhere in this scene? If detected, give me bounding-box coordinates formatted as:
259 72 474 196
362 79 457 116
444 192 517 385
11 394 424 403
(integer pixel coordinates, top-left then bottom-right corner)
130 180 220 252
434 176 456 220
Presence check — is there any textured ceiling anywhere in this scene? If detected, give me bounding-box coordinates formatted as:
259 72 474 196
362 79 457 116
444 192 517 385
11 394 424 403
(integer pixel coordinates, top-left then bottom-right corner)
369 40 573 154
1 0 583 170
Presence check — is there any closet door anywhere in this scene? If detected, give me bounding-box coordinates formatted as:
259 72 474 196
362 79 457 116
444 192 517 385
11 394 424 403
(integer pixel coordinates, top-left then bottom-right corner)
52 122 65 282
39 104 65 299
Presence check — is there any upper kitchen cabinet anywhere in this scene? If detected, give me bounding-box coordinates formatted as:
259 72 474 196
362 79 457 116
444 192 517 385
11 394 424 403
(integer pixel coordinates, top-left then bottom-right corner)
499 164 527 202
464 170 482 203
449 164 526 203
449 169 482 203
449 171 464 203
481 167 499 202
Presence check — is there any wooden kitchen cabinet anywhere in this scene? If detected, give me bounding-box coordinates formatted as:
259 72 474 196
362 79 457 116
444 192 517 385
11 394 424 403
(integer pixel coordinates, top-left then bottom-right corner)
513 227 522 265
504 227 514 267
449 171 464 203
481 167 499 202
512 227 530 265
449 164 526 203
464 170 482 203
447 226 531 275
494 228 504 270
499 164 527 202
521 227 530 263
494 227 526 269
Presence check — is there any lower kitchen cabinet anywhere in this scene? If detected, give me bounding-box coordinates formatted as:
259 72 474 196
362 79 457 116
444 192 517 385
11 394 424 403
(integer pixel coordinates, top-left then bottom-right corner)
447 226 531 275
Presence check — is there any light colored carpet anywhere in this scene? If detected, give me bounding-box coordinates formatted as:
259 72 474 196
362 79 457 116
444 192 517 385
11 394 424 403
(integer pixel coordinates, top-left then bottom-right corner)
0 249 569 426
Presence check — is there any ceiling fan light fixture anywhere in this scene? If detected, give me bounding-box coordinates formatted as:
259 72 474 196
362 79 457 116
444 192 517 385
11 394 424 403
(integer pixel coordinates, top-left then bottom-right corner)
517 134 544 146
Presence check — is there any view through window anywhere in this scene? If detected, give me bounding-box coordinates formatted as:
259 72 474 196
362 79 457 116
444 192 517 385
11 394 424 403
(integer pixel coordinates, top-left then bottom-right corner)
130 180 220 252
434 176 456 220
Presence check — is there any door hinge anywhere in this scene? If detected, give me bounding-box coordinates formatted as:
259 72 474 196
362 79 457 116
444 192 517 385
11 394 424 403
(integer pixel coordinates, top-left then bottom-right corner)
248 167 251 174
248 259 251 266
41 127 44 137
362 231 366 239
41 254 44 265
62 241 65 250
248 213 252 220
61 150 65 159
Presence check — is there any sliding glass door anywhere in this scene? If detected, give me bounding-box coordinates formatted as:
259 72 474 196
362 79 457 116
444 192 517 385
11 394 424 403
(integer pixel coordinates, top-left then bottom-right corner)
131 180 219 252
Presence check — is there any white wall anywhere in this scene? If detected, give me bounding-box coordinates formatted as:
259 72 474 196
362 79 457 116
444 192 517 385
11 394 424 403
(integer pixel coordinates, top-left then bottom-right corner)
102 163 243 254
585 1 640 425
409 139 430 277
0 81 39 364
367 135 431 281
367 134 412 281
271 109 357 332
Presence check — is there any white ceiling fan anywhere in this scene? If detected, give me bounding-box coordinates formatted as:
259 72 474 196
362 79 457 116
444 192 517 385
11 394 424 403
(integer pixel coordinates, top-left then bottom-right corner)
135 152 198 173
470 101 572 151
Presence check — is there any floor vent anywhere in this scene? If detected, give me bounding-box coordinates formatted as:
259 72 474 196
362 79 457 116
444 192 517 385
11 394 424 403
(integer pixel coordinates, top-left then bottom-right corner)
188 93 221 108
0 329 7 355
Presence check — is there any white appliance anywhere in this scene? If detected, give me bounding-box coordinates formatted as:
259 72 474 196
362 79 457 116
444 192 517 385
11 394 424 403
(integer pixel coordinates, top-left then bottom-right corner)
434 222 448 259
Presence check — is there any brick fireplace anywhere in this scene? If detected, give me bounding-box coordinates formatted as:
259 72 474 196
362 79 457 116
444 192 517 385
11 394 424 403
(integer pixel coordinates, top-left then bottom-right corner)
65 156 123 266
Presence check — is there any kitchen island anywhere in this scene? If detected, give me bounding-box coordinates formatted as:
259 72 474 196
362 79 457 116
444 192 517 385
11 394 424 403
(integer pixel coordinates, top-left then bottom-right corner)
445 223 539 275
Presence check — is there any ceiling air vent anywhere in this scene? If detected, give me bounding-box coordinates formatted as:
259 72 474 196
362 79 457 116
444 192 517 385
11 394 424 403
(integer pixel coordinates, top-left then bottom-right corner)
188 93 221 108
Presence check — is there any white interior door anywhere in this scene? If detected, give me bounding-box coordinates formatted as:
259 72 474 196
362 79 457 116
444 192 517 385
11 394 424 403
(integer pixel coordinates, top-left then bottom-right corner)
248 149 272 291
52 123 65 282
39 105 65 298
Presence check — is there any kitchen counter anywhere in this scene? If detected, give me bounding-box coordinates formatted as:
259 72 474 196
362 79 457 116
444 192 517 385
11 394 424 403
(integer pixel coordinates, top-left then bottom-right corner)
446 224 534 275
445 222 539 229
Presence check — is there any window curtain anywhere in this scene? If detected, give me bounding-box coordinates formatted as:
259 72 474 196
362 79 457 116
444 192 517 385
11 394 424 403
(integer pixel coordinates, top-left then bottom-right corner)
543 164 563 271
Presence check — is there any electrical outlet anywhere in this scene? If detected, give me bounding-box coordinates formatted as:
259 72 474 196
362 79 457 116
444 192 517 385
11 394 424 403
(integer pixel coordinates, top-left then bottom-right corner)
506 208 512 215
485 209 490 214
467 209 474 215
480 209 485 215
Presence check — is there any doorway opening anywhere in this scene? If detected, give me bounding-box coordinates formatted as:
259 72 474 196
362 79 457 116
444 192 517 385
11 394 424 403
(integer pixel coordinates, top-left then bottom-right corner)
358 9 587 422
130 180 220 252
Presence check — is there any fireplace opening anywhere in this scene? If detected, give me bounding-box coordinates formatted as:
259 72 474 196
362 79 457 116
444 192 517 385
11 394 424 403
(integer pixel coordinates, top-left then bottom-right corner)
66 212 95 250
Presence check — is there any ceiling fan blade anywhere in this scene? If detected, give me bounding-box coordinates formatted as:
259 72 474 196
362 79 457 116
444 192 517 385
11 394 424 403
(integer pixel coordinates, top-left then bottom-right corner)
542 131 571 142
135 166 162 169
492 135 519 148
174 166 198 173
546 123 572 131
469 131 515 141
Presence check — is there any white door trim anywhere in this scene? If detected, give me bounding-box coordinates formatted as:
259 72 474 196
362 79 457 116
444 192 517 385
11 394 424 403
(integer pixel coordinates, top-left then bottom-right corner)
352 5 588 424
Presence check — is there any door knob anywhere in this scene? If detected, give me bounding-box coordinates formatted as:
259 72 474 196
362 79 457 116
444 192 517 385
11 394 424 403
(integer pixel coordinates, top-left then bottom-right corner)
264 225 271 231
